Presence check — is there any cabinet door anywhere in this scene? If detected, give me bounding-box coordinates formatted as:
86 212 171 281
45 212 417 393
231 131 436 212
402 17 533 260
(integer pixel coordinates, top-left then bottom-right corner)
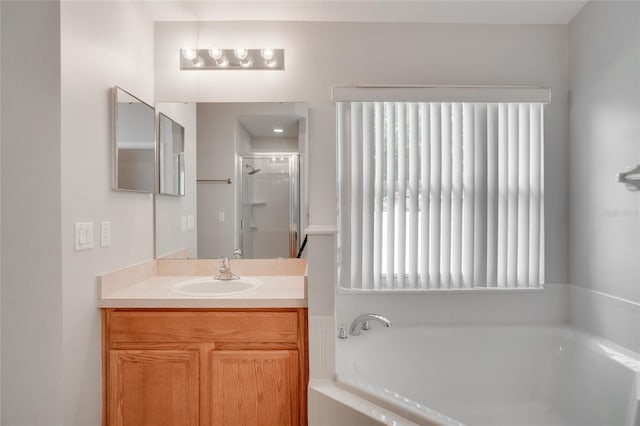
108 349 199 426
210 350 299 426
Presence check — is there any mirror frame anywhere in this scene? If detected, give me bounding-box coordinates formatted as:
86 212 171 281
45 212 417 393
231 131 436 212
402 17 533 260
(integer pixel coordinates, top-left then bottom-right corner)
158 112 186 196
112 86 157 193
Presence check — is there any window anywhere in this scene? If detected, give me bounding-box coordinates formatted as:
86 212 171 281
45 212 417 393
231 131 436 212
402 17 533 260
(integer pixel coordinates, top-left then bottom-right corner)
336 87 548 291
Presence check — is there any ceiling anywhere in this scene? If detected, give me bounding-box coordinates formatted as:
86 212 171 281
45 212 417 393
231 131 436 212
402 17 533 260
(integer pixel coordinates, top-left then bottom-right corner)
144 0 588 25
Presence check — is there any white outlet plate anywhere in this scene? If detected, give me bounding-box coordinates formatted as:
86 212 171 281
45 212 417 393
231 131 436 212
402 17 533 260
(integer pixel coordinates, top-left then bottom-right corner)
181 215 187 232
187 214 195 230
74 222 94 251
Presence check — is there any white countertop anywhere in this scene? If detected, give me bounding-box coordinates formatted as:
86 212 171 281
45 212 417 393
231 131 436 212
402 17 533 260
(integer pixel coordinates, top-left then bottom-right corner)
99 274 307 308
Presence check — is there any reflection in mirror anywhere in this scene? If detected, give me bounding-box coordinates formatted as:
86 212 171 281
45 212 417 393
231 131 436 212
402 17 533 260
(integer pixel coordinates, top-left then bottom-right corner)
158 113 185 196
154 102 308 259
154 103 197 259
239 153 299 258
113 86 156 192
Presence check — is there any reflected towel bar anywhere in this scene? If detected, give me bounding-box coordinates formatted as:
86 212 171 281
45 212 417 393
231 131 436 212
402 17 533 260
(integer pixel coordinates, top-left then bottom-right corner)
617 164 640 191
197 178 232 184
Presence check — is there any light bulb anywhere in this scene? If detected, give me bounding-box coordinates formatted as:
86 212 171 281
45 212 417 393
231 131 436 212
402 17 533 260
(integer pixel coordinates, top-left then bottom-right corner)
273 128 284 133
261 49 274 60
234 49 248 60
208 48 224 60
182 49 197 61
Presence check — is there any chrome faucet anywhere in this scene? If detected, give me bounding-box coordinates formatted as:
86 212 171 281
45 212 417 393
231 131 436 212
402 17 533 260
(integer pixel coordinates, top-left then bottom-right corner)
349 313 391 336
214 257 238 281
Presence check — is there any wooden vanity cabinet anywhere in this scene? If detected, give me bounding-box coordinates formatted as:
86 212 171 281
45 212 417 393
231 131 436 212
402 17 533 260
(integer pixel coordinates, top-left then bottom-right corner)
102 308 308 426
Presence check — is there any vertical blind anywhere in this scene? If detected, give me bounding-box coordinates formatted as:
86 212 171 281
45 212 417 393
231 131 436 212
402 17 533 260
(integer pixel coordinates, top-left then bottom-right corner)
337 100 545 290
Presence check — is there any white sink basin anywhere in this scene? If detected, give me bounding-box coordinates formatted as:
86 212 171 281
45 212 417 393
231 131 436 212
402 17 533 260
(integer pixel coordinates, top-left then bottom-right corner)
170 277 263 297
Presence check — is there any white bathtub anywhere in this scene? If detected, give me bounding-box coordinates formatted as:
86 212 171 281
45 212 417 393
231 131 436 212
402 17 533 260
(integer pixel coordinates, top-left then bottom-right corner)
335 325 640 426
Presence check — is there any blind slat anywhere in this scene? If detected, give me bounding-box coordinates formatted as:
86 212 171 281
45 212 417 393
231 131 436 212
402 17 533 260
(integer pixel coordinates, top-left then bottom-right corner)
486 104 499 287
474 104 488 287
385 102 396 288
517 103 530 287
440 103 452 289
408 103 420 289
506 103 519 288
373 102 384 289
461 103 474 288
362 103 375 289
419 103 430 289
396 103 407 288
429 103 442 289
350 103 363 288
451 103 463 288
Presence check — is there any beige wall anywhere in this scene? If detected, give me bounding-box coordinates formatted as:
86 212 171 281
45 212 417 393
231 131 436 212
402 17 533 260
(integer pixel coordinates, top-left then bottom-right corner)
1 1 63 423
156 21 570 318
568 1 640 303
60 1 155 424
0 9 579 423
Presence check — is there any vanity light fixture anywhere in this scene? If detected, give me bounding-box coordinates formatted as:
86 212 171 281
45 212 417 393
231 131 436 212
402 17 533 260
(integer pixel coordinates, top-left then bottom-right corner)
180 48 284 70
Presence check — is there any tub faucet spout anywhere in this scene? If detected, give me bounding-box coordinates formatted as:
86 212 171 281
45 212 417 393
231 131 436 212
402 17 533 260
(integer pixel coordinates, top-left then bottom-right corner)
349 313 391 336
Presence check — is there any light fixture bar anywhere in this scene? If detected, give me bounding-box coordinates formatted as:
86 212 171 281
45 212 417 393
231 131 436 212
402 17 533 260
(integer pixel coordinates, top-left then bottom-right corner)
180 48 284 70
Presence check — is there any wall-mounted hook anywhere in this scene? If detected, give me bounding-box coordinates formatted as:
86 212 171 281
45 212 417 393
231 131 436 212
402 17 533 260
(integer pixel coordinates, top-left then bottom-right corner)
617 164 640 191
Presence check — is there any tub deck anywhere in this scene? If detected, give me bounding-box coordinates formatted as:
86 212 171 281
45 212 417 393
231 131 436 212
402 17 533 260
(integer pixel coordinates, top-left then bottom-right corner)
328 325 640 426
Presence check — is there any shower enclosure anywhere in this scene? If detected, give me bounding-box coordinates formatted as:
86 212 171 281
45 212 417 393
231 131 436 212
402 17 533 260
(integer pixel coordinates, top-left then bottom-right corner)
238 154 299 258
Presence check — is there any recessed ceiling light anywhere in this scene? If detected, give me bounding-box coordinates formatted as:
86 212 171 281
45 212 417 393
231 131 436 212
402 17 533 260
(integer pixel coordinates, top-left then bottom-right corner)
273 128 284 133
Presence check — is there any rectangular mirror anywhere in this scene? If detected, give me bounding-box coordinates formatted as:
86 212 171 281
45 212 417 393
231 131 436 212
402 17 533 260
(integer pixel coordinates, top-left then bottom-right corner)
154 102 308 260
113 86 156 193
158 113 185 196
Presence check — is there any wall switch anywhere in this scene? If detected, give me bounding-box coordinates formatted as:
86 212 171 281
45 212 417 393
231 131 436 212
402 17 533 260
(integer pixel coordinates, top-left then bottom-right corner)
101 221 111 247
74 222 94 251
187 215 195 230
218 211 225 222
181 215 187 232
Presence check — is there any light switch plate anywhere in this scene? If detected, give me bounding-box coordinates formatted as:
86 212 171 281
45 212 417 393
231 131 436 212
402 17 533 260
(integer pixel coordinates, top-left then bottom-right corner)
187 214 195 230
101 221 111 247
181 215 187 232
74 222 94 251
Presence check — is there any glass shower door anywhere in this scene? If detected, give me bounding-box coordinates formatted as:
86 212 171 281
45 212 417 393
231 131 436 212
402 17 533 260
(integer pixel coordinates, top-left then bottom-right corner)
240 154 299 258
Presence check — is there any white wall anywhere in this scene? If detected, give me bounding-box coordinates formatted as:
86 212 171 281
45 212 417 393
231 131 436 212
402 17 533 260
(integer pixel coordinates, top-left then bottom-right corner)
1 1 64 423
60 1 155 424
156 21 570 320
567 1 640 350
155 102 198 258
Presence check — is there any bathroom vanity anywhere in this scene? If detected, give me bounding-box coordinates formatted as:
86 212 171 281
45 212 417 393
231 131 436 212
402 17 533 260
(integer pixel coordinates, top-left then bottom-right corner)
99 259 308 426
